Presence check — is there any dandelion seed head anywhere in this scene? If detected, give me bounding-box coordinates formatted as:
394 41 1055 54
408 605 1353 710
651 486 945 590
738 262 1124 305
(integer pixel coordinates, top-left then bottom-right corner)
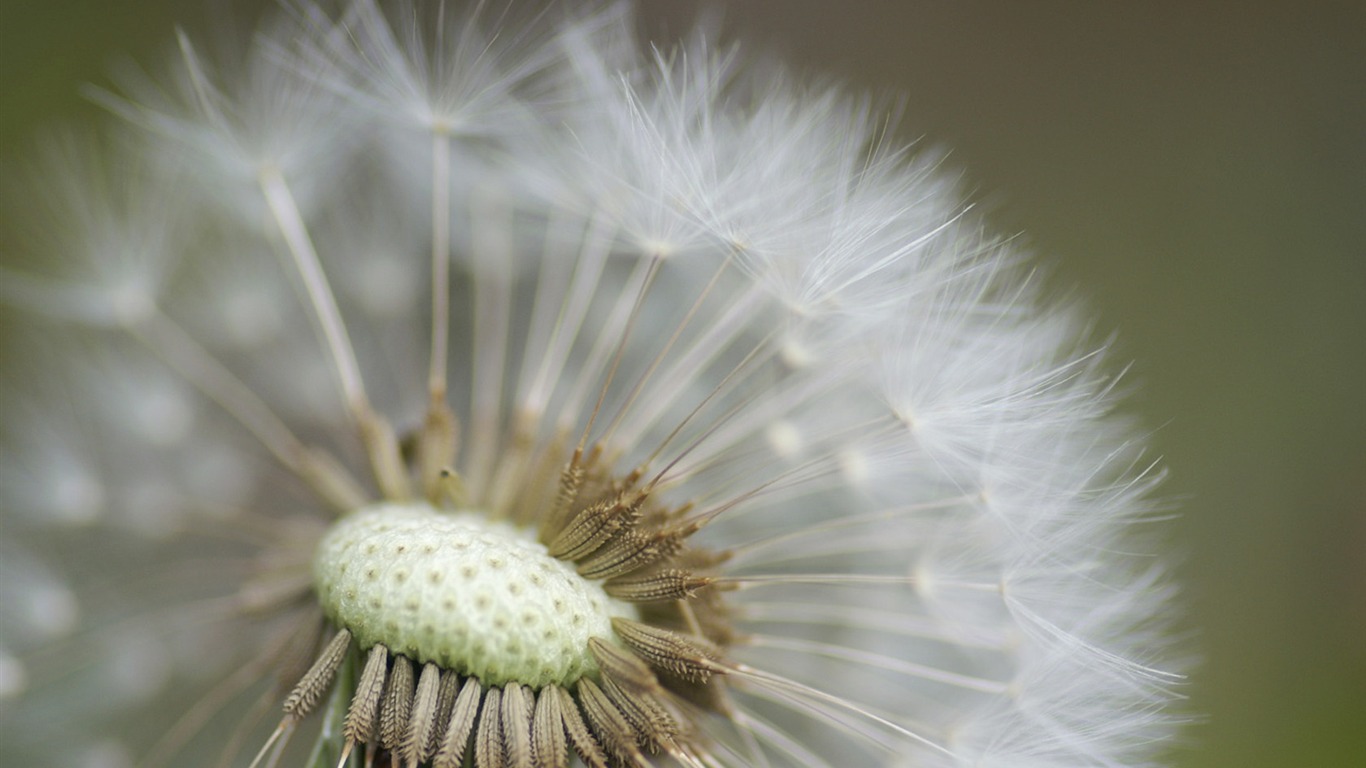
0 2 1186 766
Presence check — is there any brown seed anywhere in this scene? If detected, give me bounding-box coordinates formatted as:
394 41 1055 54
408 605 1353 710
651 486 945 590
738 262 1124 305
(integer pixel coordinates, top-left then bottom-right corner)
552 686 610 768
282 627 351 719
402 662 443 766
589 638 659 693
502 682 534 768
434 677 483 768
576 678 647 766
475 686 505 768
600 674 680 750
611 618 720 683
604 570 712 602
429 669 461 757
575 529 681 580
379 655 415 751
344 644 389 745
541 462 586 542
531 686 568 768
548 496 639 561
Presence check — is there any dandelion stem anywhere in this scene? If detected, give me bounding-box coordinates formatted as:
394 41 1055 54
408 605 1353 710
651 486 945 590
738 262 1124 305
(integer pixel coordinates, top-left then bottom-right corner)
246 719 294 768
428 129 452 401
740 602 1009 650
513 209 577 415
722 572 1002 593
261 167 408 500
731 710 831 768
720 574 920 587
644 333 777 484
569 252 663 450
724 662 954 757
747 634 1010 694
726 496 977 563
612 283 767 450
467 192 515 503
258 167 367 420
600 258 730 447
524 213 614 417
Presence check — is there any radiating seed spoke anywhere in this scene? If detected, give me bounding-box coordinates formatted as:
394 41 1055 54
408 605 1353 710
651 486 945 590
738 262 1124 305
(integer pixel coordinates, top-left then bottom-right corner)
604 570 712 602
502 682 534 768
345 645 389 747
435 677 483 768
379 655 415 751
531 686 569 768
576 678 647 766
403 662 442 766
282 628 351 720
612 618 721 683
475 686 505 768
553 686 611 768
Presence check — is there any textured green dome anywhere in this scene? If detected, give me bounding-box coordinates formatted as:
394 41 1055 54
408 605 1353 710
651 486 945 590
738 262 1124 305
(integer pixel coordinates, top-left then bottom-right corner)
312 504 637 687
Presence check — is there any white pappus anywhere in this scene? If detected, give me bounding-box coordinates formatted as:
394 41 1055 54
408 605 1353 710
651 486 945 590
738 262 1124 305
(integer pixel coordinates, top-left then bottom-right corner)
0 2 1186 767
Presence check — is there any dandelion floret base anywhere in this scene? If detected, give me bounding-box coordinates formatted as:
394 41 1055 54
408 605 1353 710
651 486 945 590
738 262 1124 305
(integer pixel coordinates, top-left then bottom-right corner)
312 503 637 688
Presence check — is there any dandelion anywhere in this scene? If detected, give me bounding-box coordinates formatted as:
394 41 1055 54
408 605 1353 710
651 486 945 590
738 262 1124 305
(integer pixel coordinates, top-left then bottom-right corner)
0 2 1185 767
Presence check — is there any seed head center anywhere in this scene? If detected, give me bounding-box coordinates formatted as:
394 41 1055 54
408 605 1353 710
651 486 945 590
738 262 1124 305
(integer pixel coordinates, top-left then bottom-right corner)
312 503 637 688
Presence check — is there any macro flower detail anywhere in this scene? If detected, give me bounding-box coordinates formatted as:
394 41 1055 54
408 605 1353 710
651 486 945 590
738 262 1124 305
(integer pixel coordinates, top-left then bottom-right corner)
0 2 1184 768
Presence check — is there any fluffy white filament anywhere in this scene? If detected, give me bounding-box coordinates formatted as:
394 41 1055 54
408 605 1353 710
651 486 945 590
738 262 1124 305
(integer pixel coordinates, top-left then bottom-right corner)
0 2 1184 767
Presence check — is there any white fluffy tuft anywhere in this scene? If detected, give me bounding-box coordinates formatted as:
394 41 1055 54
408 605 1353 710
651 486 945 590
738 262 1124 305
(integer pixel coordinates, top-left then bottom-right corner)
0 3 1186 766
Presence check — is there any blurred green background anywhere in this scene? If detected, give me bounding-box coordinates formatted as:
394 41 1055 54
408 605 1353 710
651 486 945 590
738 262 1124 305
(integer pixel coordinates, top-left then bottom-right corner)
2 0 1363 765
